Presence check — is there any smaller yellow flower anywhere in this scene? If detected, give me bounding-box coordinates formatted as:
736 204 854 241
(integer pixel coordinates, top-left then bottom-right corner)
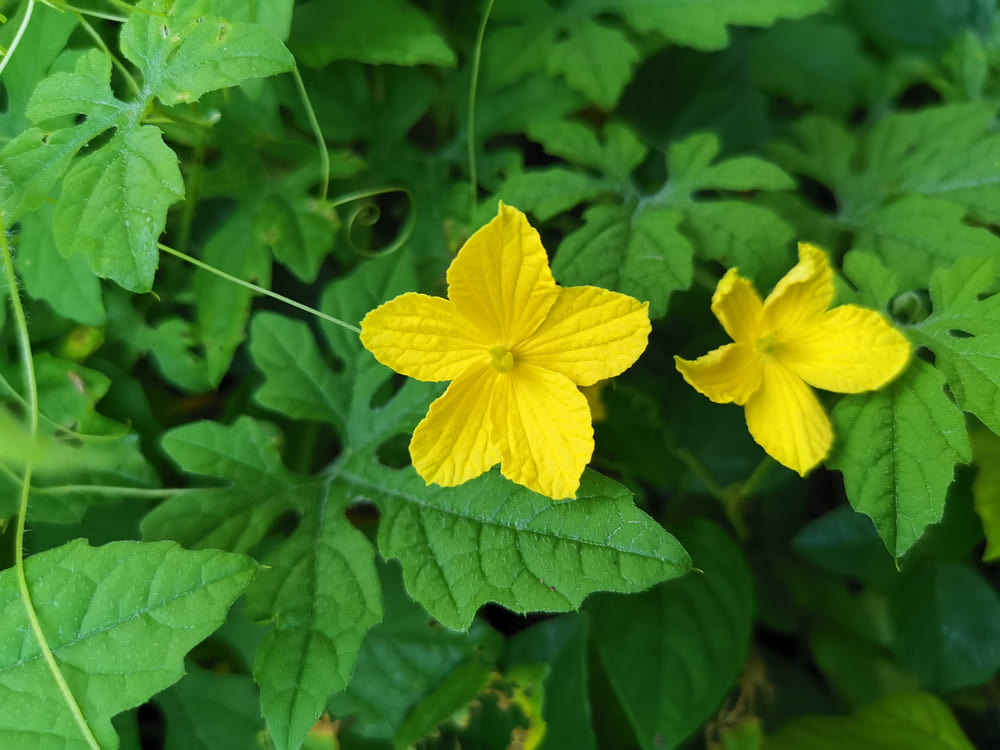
361 202 651 499
675 243 911 476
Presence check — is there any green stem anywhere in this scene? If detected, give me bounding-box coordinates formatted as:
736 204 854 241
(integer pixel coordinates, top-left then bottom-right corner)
467 0 495 218
73 10 141 96
0 0 35 79
292 65 330 202
1 212 101 750
57 2 128 23
158 243 361 334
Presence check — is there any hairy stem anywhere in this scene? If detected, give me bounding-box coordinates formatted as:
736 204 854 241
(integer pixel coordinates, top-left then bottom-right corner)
1 213 101 749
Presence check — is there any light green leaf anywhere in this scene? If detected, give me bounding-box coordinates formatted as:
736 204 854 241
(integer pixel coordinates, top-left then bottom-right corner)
890 562 1000 692
255 191 340 282
683 201 795 290
120 0 294 105
589 520 753 750
766 692 975 750
526 120 648 180
250 487 382 750
852 195 1000 291
17 201 105 325
501 168 609 221
971 429 1000 562
157 664 263 750
352 467 691 631
909 257 1000 435
53 126 184 293
829 360 971 558
553 203 693 318
327 562 502 740
613 0 829 51
0 540 255 749
547 20 639 108
288 0 456 68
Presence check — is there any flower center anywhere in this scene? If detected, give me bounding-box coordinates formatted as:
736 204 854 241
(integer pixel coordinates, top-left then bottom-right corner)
755 331 779 355
489 345 515 373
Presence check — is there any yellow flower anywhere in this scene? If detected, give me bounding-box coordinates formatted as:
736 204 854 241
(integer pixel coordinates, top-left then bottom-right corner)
360 202 651 499
675 243 911 476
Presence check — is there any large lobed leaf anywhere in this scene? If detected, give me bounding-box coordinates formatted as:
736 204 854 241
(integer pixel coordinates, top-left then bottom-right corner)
0 540 255 749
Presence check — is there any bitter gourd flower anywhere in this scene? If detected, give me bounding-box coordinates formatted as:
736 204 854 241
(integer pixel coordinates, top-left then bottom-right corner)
675 243 911 476
360 202 651 499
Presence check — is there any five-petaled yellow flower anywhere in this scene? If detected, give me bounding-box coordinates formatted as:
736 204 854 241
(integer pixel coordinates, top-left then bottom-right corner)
360 202 651 499
675 243 911 476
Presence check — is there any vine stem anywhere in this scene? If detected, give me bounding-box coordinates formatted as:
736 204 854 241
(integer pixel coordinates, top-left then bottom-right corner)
292 65 330 202
467 0 495 218
157 243 361 334
0 0 35 79
1 213 101 750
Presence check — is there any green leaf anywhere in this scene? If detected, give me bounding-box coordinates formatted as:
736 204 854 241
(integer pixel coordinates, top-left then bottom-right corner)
17 201 105 325
749 16 876 115
0 540 255 749
195 208 273 385
547 20 639 108
683 201 795 290
355 467 692 631
288 0 456 68
157 664 263 750
527 120 648 180
255 190 340 283
852 196 1000 292
909 257 1000 435
971 429 1000 562
327 562 502 741
891 561 1000 692
120 0 294 105
501 168 609 221
613 0 829 51
847 0 994 54
505 614 596 750
249 488 382 750
553 203 693 318
792 506 896 587
589 520 753 750
54 126 184 292
666 133 796 198
766 692 975 750
829 360 971 558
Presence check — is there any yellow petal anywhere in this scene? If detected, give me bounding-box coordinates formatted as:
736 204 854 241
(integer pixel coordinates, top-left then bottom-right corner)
675 343 764 406
360 292 487 382
744 360 832 476
711 268 763 344
517 286 651 386
776 304 912 393
760 242 834 333
490 364 593 499
410 362 501 486
447 202 560 345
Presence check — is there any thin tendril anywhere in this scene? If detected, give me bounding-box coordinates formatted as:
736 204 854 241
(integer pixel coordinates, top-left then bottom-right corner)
329 186 416 258
1 212 101 750
72 10 141 96
467 0 495 218
158 243 361 334
292 66 330 202
0 0 36 80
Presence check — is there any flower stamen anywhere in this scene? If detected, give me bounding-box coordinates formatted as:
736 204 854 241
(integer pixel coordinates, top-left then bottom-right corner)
489 345 515 373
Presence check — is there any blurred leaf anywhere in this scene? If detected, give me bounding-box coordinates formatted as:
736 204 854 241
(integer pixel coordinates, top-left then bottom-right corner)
846 0 995 54
547 20 639 108
891 561 1000 691
157 664 264 750
289 0 455 68
526 121 648 180
589 519 753 750
502 169 609 222
665 132 796 197
971 429 1000 561
792 506 896 586
553 203 693 318
0 540 255 749
766 692 975 749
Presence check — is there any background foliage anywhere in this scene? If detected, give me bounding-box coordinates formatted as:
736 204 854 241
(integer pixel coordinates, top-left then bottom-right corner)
1 0 999 748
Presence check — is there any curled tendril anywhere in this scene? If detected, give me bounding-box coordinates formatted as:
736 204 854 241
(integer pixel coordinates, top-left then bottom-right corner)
329 186 416 259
